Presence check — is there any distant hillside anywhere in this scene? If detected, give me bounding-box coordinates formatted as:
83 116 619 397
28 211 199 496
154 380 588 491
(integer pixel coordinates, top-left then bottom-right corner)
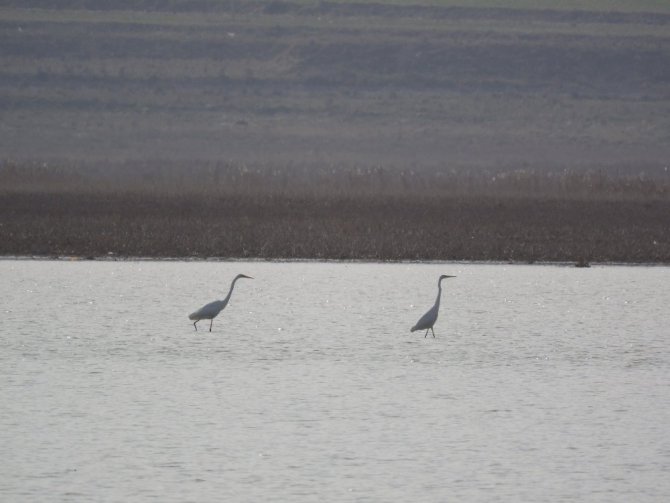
1 1 669 174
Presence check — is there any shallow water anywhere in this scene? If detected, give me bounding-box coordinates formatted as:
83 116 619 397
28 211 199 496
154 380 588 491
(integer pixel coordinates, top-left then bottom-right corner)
1 260 669 501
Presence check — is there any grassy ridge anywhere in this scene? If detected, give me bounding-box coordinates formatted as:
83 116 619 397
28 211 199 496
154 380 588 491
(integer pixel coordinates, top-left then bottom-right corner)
2 160 669 199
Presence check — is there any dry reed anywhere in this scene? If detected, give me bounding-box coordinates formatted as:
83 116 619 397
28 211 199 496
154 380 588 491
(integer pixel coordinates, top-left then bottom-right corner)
1 162 668 263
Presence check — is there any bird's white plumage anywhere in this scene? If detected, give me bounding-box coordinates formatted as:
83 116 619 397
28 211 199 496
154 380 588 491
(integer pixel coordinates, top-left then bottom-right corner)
411 303 440 332
189 300 226 321
189 274 252 331
411 274 455 337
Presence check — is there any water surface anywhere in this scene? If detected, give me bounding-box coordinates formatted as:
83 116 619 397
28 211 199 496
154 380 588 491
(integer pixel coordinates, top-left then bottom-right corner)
1 261 669 501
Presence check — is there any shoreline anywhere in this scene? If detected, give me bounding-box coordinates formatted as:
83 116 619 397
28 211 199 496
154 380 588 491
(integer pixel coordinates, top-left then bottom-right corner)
1 255 668 268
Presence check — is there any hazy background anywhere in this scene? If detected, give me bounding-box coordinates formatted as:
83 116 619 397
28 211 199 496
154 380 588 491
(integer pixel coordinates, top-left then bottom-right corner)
2 0 669 177
2 1 670 262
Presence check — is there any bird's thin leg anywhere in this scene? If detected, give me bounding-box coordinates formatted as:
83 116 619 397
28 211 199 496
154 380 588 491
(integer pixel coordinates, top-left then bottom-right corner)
209 319 213 332
193 321 198 331
431 327 436 338
425 329 429 338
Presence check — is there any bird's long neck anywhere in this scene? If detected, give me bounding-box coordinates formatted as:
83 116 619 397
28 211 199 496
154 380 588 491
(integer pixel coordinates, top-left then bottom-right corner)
434 279 443 307
222 276 240 305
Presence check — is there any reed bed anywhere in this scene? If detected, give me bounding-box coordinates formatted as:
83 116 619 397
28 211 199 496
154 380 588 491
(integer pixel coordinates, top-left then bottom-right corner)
2 162 669 263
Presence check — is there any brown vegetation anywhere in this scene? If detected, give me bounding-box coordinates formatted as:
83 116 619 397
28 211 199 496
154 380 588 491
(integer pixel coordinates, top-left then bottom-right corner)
1 162 669 263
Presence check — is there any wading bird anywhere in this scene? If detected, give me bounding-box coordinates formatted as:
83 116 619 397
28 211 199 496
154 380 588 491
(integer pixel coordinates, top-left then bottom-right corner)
189 274 253 332
411 274 456 337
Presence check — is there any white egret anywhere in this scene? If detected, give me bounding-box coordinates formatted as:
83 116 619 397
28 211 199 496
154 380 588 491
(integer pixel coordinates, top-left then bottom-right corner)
411 274 456 337
189 274 253 332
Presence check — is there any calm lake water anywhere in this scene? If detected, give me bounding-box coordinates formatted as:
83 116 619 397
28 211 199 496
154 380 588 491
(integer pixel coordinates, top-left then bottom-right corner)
1 260 669 501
